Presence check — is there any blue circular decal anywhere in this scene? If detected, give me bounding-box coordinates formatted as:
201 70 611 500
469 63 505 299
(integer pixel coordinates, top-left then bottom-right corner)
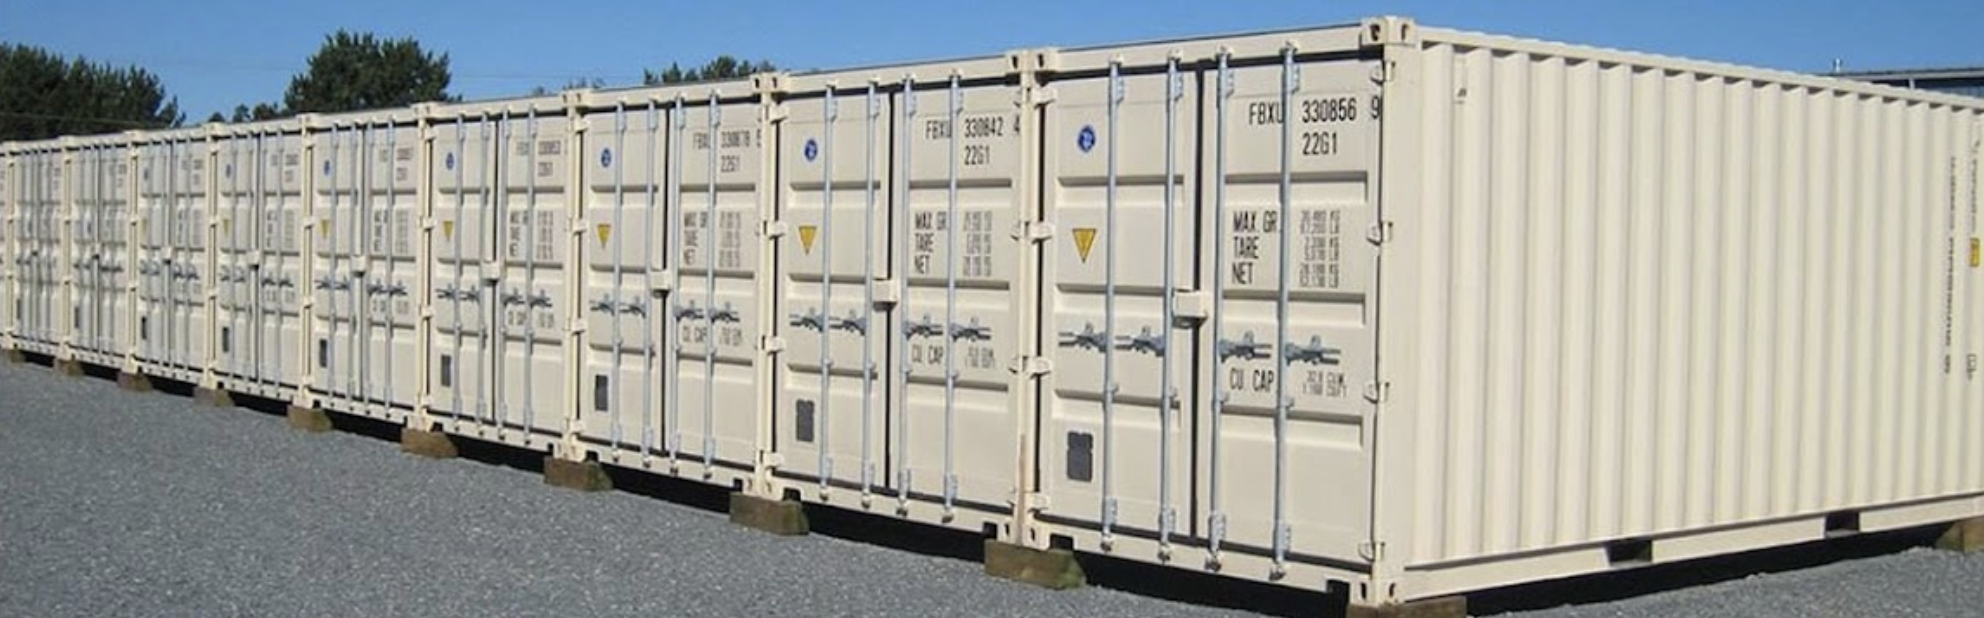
224 164 233 179
322 160 332 176
1076 125 1097 153
445 152 456 171
802 138 818 162
600 147 613 168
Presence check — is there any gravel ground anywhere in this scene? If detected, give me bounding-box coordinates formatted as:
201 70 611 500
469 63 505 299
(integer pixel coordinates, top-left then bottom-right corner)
4 359 1984 617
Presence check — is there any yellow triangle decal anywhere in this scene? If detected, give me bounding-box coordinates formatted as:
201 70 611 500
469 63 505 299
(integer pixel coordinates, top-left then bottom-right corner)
1971 237 1980 268
597 223 612 246
223 218 232 235
798 224 818 254
319 218 330 239
442 219 455 240
1072 227 1098 263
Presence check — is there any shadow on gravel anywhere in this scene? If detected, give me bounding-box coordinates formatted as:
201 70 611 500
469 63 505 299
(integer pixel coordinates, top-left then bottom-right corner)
227 391 291 418
451 436 546 476
150 376 197 398
803 503 989 563
1076 551 1343 617
603 466 731 515
327 411 406 444
1469 525 1946 615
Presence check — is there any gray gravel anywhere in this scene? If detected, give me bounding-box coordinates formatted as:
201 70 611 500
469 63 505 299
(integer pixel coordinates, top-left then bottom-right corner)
5 359 1984 618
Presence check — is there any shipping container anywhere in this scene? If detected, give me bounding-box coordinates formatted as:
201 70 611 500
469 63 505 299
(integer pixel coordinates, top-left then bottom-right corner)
303 111 424 422
5 16 1982 616
132 127 211 383
68 134 134 368
563 80 768 482
0 145 12 350
210 121 310 400
767 55 1040 531
424 95 574 450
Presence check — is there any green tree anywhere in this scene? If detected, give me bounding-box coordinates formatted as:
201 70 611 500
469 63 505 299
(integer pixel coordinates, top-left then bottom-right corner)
643 56 776 86
282 30 455 114
530 77 606 97
226 102 282 123
0 42 182 140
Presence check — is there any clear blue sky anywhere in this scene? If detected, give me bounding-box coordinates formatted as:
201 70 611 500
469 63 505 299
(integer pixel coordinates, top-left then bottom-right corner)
2 0 1978 120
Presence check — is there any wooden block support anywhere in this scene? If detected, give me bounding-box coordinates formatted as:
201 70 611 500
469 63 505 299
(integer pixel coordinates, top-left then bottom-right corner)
6 349 26 363
400 427 459 459
53 359 84 377
1937 517 1984 552
116 371 153 392
287 406 333 433
728 493 809 536
543 457 612 492
1346 597 1468 618
194 387 235 408
983 540 1085 590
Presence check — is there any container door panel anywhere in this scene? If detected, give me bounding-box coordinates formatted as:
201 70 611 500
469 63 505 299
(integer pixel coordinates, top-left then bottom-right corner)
217 136 257 378
493 113 572 435
579 104 669 452
430 118 497 424
1041 66 1197 543
671 98 764 469
136 144 172 364
261 136 306 387
888 81 1022 511
362 126 421 409
1194 57 1381 563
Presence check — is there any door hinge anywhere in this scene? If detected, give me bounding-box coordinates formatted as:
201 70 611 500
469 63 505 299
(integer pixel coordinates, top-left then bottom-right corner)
1009 355 1053 376
760 220 788 239
1366 220 1394 246
1359 540 1386 562
1011 220 1055 243
1364 380 1390 404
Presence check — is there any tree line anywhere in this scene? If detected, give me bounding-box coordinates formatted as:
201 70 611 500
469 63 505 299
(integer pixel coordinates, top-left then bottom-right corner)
0 31 773 140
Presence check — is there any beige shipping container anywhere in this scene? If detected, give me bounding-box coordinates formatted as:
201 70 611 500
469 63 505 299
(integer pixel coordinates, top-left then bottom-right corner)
424 95 576 450
569 79 772 485
1000 18 1984 612
1000 16 1984 613
68 134 134 369
210 121 309 400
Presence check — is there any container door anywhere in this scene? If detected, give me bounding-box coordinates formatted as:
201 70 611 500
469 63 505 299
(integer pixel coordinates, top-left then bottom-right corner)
71 148 98 354
673 96 764 470
362 125 421 410
31 152 58 346
312 127 362 402
261 134 306 388
175 141 209 370
776 85 894 494
889 78 1023 514
578 103 669 454
136 143 170 364
430 117 496 425
217 136 255 378
1196 53 1381 565
103 148 132 359
494 112 571 435
1040 61 1197 544
1 156 11 340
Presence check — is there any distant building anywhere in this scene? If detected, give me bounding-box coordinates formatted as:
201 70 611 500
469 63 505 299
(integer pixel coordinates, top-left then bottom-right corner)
1835 66 1984 98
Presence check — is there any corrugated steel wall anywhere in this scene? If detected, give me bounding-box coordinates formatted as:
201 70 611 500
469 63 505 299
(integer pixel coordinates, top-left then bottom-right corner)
1396 36 1984 565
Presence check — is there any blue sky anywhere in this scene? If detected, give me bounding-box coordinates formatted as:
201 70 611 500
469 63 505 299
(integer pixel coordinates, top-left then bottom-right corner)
2 0 1978 120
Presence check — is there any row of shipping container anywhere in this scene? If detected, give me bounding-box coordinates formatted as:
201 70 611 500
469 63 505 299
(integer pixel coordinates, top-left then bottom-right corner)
4 18 1982 612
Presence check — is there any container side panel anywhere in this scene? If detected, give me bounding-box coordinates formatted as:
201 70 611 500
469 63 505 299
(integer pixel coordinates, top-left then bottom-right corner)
1398 41 1984 568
